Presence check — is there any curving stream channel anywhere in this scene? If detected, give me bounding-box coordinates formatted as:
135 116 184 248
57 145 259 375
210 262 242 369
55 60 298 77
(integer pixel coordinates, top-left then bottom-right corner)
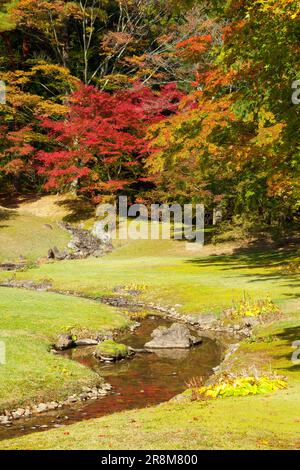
0 315 221 441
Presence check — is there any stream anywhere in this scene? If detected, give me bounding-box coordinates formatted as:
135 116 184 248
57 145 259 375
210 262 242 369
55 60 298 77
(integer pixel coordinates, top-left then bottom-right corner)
0 315 221 441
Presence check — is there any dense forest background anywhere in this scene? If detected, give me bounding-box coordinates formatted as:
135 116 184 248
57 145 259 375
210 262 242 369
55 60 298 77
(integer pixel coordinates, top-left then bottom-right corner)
0 0 299 228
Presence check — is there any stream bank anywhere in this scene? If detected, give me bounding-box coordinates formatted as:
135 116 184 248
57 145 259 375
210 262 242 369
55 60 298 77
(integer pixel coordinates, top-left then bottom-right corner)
0 315 222 441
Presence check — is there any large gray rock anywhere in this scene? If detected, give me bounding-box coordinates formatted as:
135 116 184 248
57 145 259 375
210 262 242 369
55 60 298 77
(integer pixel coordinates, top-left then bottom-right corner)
145 323 201 349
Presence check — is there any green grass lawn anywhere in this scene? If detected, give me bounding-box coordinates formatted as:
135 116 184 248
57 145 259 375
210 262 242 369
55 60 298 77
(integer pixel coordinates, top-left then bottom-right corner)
0 288 129 410
0 208 69 263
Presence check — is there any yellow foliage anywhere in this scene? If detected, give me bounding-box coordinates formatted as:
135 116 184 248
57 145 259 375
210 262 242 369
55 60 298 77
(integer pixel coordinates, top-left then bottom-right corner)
193 376 287 399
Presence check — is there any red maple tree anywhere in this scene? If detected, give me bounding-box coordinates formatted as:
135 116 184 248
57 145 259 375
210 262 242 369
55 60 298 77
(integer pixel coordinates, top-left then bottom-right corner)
36 83 183 201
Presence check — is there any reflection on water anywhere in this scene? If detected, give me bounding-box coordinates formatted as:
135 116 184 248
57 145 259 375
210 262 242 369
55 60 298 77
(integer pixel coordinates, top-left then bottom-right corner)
1 316 221 440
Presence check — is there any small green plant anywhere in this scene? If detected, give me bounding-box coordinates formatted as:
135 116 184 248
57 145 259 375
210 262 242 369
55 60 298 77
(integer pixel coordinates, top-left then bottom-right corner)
191 375 287 400
225 293 281 319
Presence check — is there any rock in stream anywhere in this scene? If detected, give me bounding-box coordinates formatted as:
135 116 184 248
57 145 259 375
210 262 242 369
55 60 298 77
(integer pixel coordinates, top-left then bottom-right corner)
144 322 202 349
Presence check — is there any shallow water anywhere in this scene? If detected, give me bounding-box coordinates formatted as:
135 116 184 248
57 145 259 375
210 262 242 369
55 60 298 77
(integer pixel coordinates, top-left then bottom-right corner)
0 316 221 440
